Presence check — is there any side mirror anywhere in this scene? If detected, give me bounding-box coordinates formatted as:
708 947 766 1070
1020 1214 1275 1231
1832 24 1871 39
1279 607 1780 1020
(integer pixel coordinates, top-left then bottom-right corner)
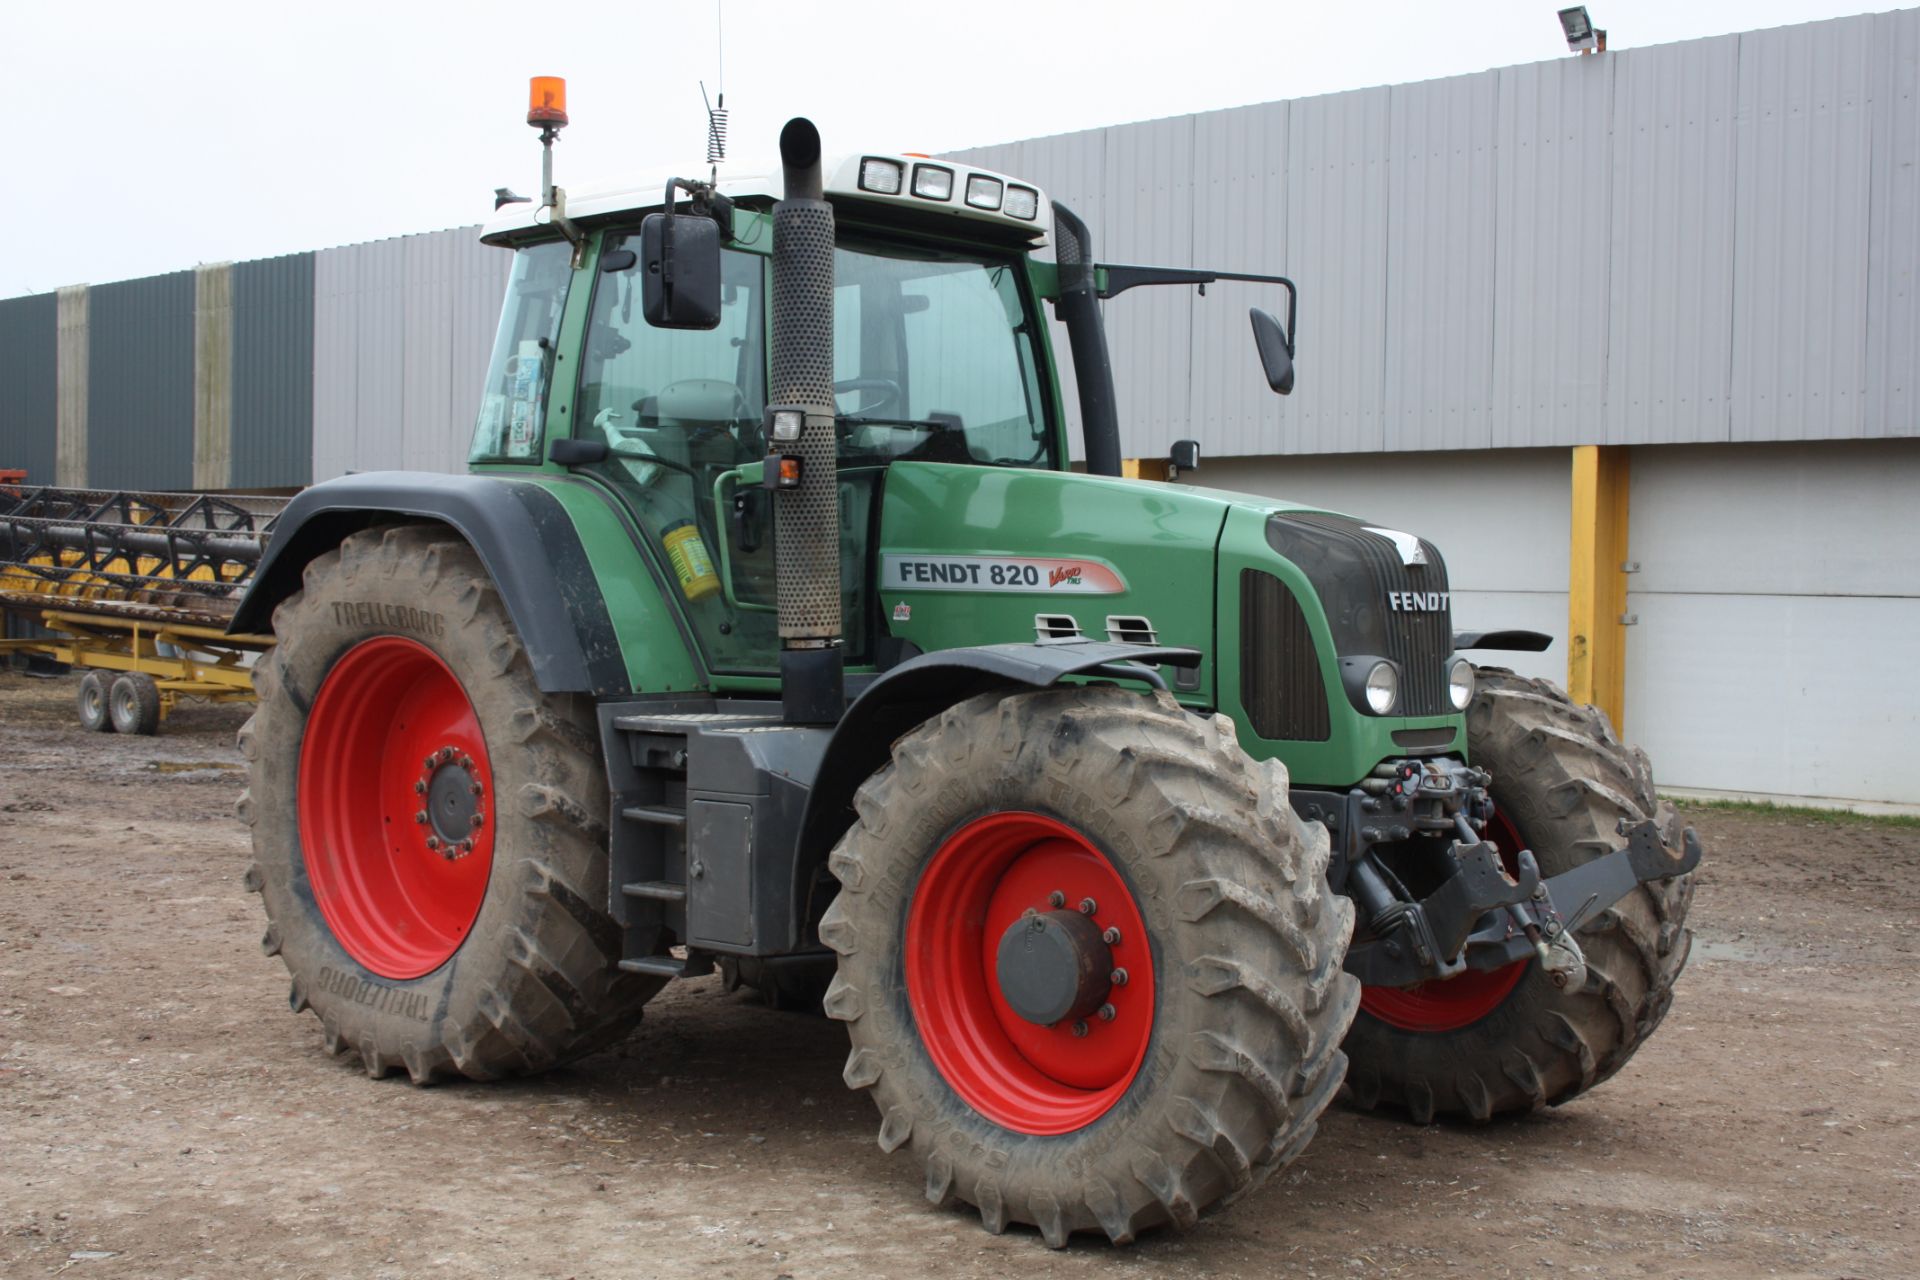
1168 439 1200 480
1250 307 1294 395
641 212 722 330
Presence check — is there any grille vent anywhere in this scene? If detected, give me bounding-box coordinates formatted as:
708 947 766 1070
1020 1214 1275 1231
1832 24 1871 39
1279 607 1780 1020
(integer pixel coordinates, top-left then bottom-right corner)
1239 569 1330 742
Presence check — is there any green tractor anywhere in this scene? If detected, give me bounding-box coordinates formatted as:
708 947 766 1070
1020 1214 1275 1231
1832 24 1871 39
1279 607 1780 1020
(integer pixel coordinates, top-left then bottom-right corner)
232 108 1698 1246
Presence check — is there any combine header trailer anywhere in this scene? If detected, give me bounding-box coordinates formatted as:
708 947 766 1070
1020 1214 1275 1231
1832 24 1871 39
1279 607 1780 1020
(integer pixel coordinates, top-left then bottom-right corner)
227 86 1700 1246
0 485 283 732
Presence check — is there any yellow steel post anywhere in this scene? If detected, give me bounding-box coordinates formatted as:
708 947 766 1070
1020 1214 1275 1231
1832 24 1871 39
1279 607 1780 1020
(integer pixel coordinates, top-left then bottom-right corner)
1567 445 1631 732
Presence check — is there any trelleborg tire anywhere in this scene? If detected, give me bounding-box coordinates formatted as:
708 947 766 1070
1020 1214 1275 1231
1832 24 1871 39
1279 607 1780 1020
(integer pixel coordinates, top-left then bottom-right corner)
1342 666 1697 1122
819 685 1358 1246
236 524 662 1082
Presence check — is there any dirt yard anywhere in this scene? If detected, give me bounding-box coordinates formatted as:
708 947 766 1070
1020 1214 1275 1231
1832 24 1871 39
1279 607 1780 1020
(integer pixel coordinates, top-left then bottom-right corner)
1 668 1914 1278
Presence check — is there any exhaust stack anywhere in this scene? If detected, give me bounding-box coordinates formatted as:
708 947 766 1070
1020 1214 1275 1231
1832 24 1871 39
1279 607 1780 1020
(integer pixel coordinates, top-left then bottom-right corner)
768 118 844 724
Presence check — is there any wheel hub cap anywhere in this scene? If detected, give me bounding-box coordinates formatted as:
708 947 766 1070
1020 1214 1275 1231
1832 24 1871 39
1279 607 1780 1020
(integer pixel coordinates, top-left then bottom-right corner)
994 909 1112 1027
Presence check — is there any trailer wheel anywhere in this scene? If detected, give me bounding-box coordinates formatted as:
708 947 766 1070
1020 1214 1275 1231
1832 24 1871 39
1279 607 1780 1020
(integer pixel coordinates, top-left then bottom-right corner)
1342 667 1697 1122
76 672 112 733
237 524 662 1083
820 686 1358 1246
108 673 162 735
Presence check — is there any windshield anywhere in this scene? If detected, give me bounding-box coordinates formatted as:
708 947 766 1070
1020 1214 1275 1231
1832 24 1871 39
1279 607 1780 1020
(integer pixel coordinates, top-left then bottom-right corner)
831 242 1053 468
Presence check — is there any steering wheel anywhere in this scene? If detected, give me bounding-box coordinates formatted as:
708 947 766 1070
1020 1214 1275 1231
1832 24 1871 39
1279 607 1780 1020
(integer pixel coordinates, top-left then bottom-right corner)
834 377 902 417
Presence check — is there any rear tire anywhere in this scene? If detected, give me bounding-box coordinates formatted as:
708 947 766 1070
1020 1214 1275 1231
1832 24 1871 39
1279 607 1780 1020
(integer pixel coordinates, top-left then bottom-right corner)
108 673 161 735
238 524 662 1082
76 672 111 733
821 686 1358 1245
1342 667 1696 1122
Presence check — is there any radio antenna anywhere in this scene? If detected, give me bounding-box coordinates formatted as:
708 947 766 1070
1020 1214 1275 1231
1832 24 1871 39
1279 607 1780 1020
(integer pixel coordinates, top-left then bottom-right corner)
702 1 728 182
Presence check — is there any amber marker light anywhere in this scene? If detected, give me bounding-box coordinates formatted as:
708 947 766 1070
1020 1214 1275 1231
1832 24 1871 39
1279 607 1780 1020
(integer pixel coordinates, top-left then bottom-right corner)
528 76 568 129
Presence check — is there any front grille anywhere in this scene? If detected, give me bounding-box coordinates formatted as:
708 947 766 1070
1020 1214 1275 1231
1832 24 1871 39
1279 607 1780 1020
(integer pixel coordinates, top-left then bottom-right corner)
1240 569 1330 741
1264 513 1453 717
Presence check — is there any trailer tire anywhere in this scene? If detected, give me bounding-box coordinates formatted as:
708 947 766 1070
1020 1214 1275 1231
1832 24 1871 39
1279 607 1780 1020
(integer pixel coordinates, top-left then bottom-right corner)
76 672 112 733
821 685 1358 1246
1342 667 1697 1123
237 524 662 1083
108 673 161 735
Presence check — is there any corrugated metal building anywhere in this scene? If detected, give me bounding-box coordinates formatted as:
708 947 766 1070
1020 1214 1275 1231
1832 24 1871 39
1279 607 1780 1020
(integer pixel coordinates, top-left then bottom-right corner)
0 9 1913 804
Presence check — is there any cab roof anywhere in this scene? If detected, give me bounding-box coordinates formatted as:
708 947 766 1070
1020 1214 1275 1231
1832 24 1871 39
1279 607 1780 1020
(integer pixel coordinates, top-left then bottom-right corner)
480 152 1052 249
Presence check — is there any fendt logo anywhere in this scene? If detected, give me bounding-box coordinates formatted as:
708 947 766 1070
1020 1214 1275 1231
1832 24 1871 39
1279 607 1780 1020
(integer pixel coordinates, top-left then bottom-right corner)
1387 590 1450 612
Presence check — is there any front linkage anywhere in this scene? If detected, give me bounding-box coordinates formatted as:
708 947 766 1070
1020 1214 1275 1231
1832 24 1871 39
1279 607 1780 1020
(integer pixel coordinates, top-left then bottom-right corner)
1302 758 1703 992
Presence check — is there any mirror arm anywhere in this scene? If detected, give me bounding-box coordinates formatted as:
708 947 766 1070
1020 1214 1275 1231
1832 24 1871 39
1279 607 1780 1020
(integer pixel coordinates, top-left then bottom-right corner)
657 176 739 318
1098 264 1296 354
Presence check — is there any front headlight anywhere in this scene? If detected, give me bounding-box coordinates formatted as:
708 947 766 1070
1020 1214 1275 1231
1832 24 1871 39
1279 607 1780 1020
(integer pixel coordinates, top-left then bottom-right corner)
1447 656 1475 710
1364 660 1399 714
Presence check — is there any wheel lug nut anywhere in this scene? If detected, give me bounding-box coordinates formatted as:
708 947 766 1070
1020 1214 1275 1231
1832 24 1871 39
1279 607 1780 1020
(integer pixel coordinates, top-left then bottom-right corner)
469 781 483 797
469 813 484 830
1071 1020 1089 1038
414 779 427 795
1078 897 1097 915
1098 1003 1116 1022
414 810 428 825
1110 968 1129 986
1102 926 1122 945
1047 890 1065 908
423 756 436 772
458 839 472 854
425 836 441 850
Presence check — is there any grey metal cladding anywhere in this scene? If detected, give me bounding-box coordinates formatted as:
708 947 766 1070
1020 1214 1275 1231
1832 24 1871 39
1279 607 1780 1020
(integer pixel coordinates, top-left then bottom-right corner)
1190 100 1289 458
1865 9 1920 439
1732 15 1876 443
1385 72 1498 453
1604 34 1739 446
1283 87 1393 457
1489 54 1613 449
231 252 315 489
88 271 195 490
0 292 58 484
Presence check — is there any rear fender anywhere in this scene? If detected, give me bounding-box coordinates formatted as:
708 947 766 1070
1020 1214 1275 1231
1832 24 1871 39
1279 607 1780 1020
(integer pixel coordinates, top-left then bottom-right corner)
230 472 629 695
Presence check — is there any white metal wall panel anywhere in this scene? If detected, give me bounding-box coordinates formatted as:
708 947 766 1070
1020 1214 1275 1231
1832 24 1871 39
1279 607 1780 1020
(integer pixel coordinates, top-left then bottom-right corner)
1605 35 1739 446
1865 9 1920 439
1383 72 1498 453
1189 101 1290 457
312 227 507 481
1731 16 1875 442
1201 450 1570 685
1490 56 1613 449
1286 87 1391 456
1625 440 1920 804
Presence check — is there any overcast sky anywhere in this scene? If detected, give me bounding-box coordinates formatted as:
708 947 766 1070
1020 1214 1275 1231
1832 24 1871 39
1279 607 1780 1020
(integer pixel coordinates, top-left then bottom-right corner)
1 0 1887 298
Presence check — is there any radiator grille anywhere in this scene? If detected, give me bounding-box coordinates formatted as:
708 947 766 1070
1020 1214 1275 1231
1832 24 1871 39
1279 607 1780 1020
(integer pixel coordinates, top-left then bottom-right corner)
1240 569 1330 741
1264 513 1453 718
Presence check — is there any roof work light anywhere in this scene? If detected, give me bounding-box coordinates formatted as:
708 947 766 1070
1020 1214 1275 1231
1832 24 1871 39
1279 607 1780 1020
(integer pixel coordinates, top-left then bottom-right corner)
1557 7 1605 54
528 76 569 129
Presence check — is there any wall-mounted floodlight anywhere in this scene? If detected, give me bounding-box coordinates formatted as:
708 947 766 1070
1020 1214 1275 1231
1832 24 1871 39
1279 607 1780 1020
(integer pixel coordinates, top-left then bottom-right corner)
1558 6 1606 54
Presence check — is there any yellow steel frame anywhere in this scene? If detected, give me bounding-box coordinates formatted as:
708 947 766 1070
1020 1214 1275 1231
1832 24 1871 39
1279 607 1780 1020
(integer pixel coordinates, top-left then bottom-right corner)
1567 445 1631 732
0 610 273 720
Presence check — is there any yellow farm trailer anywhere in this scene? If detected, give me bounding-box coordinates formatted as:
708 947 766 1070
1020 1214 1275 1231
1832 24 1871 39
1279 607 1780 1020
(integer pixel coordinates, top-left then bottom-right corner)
0 485 287 734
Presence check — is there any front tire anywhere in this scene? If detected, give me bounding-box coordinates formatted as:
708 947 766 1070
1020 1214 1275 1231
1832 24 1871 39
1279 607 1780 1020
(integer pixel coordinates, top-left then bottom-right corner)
238 524 660 1082
820 686 1358 1246
1342 667 1696 1122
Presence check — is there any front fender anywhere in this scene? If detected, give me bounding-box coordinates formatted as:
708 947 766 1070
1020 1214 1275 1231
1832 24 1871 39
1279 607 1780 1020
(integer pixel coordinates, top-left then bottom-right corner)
793 640 1201 925
229 471 628 695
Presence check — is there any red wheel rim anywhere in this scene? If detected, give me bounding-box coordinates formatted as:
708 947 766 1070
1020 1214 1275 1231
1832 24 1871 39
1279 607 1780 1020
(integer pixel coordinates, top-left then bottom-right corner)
1358 807 1530 1032
905 812 1155 1136
298 636 495 981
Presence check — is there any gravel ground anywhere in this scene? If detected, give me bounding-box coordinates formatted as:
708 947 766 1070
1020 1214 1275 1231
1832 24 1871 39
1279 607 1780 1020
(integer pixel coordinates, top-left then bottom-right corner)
1 668 1915 1278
